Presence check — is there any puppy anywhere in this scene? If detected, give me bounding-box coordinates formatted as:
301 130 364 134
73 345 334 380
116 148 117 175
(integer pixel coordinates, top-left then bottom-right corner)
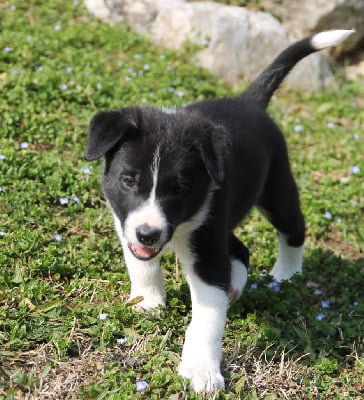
85 30 353 393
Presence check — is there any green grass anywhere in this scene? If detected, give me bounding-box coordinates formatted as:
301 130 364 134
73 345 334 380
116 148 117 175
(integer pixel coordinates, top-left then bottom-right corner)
0 1 363 399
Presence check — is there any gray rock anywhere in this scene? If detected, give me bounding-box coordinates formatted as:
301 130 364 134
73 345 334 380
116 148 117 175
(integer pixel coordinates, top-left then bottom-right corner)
84 0 335 91
260 0 364 54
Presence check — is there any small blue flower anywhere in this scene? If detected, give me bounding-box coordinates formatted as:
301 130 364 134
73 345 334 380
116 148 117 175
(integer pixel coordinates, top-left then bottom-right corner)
124 76 131 82
321 300 330 309
0 155 6 160
294 125 304 132
12 69 20 75
313 289 322 295
353 301 359 307
143 64 150 70
66 66 73 73
354 133 360 141
134 54 141 60
9 5 17 11
250 283 258 289
324 211 333 220
0 231 6 237
72 196 80 204
351 166 360 174
85 70 90 76
3 46 11 52
117 336 127 346
54 234 63 241
135 380 148 392
20 142 29 149
327 122 336 129
315 313 326 321
60 83 68 91
54 24 61 31
118 60 124 67
166 65 173 71
98 313 108 321
0 187 4 192
270 281 281 292
38 66 44 72
59 197 69 205
177 91 184 97
82 166 90 174
73 0 79 6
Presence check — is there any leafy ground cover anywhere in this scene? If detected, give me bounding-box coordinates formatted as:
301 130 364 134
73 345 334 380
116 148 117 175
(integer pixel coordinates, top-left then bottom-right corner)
0 1 363 399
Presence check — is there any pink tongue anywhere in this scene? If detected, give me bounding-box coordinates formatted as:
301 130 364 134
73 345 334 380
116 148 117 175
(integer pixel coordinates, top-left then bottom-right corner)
132 244 156 258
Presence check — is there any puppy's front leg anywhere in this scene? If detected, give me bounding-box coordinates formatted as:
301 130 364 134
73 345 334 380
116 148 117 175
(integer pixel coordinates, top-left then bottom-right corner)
178 268 228 392
122 240 166 310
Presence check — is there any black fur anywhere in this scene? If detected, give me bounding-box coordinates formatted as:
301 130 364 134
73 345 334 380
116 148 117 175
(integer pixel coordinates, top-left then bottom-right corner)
85 35 323 291
84 30 353 393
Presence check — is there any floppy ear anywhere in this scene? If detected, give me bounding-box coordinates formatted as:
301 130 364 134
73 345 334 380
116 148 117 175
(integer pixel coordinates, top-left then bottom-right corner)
196 123 230 185
85 110 137 161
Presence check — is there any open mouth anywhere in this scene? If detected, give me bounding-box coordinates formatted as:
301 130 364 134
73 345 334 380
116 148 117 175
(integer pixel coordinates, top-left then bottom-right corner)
128 242 163 261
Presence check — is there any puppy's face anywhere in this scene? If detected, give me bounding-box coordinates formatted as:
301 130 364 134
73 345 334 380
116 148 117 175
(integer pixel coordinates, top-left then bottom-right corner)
85 107 229 261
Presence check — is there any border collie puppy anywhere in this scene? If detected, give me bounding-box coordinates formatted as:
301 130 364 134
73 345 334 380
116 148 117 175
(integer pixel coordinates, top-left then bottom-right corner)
85 30 353 393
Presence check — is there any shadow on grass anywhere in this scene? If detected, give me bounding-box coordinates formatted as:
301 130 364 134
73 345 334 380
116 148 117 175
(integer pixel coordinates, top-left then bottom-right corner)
234 247 363 357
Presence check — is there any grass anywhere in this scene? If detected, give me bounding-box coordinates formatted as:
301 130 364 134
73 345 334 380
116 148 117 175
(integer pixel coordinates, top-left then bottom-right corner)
0 1 363 399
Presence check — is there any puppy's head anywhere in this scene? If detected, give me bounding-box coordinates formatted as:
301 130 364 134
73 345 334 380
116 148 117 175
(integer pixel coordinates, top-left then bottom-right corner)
85 107 229 261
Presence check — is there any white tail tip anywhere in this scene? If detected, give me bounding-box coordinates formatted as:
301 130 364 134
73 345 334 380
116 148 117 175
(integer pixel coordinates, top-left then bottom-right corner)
311 29 355 50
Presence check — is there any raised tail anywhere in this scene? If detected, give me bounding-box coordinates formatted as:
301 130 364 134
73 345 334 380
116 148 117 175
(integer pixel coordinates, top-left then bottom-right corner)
242 29 354 109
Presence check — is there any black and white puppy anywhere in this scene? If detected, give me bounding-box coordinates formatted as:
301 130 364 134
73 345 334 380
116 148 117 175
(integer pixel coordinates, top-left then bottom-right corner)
85 30 353 393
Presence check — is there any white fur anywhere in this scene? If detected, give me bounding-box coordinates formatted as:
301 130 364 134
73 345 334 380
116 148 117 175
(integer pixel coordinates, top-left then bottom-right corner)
168 188 227 392
270 233 304 282
229 259 248 303
124 147 169 246
112 213 166 309
161 106 177 114
124 202 167 244
311 29 355 50
109 149 168 310
178 274 228 393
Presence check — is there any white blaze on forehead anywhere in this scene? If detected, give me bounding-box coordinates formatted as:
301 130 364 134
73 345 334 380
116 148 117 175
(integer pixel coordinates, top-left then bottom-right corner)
161 106 177 115
149 145 160 204
124 146 168 245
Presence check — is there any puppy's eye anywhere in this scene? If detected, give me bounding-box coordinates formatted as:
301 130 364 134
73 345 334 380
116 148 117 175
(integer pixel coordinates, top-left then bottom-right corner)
173 180 191 195
120 175 137 189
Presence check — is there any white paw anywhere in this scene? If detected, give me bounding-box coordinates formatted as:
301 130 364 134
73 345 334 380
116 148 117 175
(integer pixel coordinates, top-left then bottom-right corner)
128 294 165 311
271 237 304 282
270 261 302 282
178 362 225 393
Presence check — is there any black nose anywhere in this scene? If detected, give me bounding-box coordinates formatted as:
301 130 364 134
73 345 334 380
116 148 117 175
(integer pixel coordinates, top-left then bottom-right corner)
136 224 161 246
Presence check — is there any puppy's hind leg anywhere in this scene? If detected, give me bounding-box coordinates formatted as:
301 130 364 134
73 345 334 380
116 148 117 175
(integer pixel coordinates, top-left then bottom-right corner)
259 166 305 282
229 234 249 303
271 232 304 282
